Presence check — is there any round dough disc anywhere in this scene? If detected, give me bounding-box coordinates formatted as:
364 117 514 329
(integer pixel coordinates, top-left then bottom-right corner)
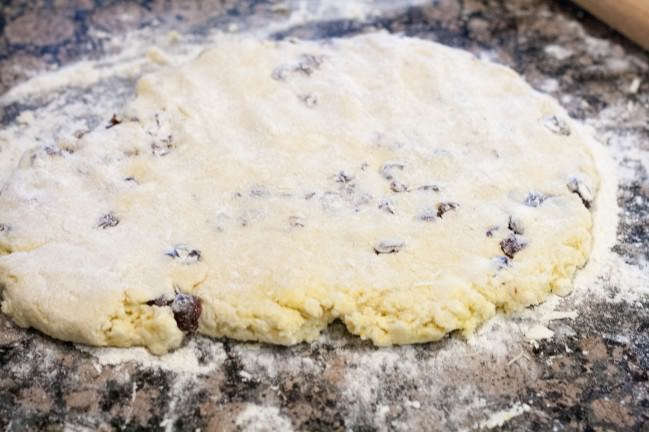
0 33 599 354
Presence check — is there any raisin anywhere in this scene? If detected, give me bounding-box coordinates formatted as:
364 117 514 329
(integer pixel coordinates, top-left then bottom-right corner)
374 240 404 255
166 245 202 264
106 114 122 129
500 235 527 259
566 178 593 208
486 226 499 237
390 181 408 193
437 202 459 218
0 224 9 233
148 294 202 333
524 192 546 207
171 293 202 333
96 212 119 229
542 115 571 136
124 176 138 183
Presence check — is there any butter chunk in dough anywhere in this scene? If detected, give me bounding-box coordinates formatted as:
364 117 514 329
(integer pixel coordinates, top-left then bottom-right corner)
0 33 600 353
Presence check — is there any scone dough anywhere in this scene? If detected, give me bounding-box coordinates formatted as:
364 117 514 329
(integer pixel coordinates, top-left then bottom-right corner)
0 33 600 354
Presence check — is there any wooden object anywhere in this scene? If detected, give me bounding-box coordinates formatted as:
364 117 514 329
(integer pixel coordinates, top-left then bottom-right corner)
572 0 649 50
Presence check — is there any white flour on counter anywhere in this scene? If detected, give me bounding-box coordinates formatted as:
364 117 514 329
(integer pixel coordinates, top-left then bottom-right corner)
1 2 647 431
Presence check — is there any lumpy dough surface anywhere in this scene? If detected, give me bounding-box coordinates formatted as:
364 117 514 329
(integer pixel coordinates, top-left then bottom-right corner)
0 33 600 353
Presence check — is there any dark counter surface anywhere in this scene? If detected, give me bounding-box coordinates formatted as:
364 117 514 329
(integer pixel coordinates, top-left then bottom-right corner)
0 1 648 431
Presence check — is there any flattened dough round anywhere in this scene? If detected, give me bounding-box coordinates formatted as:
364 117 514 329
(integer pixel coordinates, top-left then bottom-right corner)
0 33 600 354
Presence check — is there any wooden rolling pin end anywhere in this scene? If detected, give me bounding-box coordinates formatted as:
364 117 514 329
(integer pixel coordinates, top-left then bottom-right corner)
572 0 649 51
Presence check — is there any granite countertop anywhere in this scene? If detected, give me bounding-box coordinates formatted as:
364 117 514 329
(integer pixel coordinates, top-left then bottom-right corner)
0 1 648 431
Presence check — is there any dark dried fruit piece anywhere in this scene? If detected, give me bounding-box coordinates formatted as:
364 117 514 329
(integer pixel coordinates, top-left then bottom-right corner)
96 212 119 229
166 245 202 264
500 234 527 259
390 181 408 193
124 176 138 183
542 115 571 136
524 192 546 207
507 216 524 235
378 199 396 215
0 224 10 233
437 202 459 218
148 293 202 333
486 226 499 237
171 293 202 333
566 178 593 208
106 114 122 129
374 240 405 255
418 185 440 192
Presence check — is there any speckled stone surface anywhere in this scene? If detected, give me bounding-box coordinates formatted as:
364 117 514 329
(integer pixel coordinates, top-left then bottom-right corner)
0 1 648 431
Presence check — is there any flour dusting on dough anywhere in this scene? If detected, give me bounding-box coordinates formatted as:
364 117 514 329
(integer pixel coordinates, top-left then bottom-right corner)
2 2 647 431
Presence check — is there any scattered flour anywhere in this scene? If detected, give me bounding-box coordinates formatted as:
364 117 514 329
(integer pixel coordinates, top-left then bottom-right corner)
478 402 531 429
544 44 573 61
235 344 321 380
524 325 555 341
235 404 294 432
76 338 226 374
1 2 647 431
